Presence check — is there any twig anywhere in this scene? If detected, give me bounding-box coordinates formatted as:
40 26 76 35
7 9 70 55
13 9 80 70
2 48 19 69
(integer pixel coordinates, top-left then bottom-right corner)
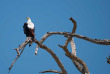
64 17 77 47
9 47 25 72
69 17 77 34
40 70 62 73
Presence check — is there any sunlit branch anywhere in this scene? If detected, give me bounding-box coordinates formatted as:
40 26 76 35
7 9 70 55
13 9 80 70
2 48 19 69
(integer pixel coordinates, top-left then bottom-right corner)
70 38 83 72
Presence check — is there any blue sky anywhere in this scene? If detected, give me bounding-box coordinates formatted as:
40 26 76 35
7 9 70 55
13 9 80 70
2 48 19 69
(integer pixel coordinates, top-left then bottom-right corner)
0 0 110 74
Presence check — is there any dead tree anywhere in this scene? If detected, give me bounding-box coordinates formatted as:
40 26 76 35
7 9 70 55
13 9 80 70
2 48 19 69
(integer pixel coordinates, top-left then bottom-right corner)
9 17 110 74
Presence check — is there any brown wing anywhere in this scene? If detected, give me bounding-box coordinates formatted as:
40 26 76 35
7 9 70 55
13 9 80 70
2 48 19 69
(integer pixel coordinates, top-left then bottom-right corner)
29 28 35 38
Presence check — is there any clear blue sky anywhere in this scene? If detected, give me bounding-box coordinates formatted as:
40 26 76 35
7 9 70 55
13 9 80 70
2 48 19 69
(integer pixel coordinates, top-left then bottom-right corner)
0 0 110 74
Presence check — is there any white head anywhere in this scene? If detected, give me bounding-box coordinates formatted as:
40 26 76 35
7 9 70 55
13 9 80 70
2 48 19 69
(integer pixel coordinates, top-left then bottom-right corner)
27 17 31 22
26 17 34 29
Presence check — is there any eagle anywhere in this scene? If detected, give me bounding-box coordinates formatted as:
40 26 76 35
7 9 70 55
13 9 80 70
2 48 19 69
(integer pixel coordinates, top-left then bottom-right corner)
23 17 35 46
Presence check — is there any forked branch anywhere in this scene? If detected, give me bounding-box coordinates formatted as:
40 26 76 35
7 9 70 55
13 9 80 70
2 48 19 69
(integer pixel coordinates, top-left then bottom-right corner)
9 37 32 72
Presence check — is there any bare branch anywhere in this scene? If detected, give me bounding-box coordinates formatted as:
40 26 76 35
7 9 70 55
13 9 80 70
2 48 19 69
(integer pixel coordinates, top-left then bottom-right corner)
33 16 88 74
10 37 67 73
40 70 62 73
9 37 32 72
64 17 77 47
69 17 77 33
9 47 25 72
58 45 90 74
70 38 83 73
47 32 110 45
61 18 88 73
34 39 67 74
34 32 84 73
35 34 52 55
72 60 83 73
66 53 90 74
70 38 76 55
15 37 32 55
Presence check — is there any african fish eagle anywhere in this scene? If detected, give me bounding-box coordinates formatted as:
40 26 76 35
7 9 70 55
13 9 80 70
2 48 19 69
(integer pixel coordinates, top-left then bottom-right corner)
23 17 35 46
